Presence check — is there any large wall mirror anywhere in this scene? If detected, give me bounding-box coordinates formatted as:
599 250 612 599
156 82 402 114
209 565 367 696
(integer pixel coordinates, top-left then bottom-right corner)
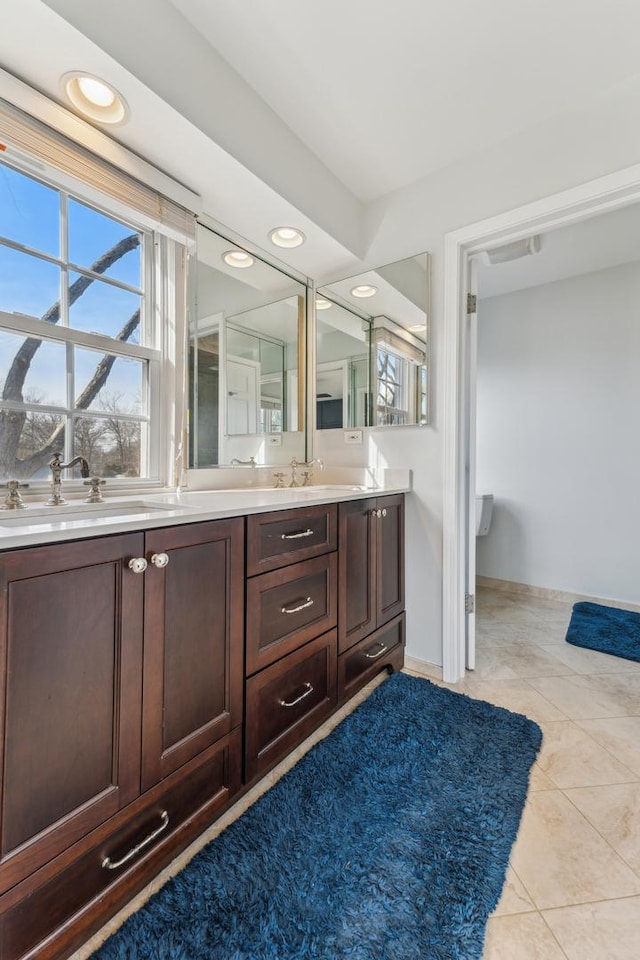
189 224 307 467
316 253 430 428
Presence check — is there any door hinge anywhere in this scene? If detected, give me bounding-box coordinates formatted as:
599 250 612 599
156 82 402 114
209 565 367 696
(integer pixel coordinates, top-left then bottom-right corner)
466 293 477 314
465 593 475 614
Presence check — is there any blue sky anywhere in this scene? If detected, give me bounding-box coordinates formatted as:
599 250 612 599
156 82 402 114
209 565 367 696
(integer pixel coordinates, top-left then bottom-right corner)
0 159 143 410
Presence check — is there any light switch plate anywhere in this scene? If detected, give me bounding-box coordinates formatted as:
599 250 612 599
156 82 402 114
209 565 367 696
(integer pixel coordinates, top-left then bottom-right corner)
344 430 363 444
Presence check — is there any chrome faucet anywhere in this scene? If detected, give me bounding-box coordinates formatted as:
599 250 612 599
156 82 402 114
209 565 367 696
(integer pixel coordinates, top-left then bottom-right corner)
47 453 90 506
289 457 324 487
300 458 325 486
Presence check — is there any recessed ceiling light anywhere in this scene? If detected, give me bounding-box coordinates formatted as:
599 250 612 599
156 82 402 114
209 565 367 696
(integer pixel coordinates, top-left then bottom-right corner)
223 250 254 269
315 297 332 310
408 323 427 333
61 72 129 125
269 227 305 248
351 285 378 298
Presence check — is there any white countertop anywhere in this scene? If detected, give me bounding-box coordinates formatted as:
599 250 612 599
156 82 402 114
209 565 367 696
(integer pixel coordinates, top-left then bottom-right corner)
0 480 411 552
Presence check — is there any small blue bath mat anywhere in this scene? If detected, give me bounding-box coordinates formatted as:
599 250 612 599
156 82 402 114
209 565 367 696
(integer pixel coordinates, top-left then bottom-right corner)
93 673 541 960
566 601 640 663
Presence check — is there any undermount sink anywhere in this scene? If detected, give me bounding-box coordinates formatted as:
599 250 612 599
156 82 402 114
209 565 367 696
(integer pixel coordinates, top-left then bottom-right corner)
0 501 181 527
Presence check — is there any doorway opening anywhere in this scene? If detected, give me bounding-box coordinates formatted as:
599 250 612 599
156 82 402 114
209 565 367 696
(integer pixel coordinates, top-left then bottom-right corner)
442 162 640 682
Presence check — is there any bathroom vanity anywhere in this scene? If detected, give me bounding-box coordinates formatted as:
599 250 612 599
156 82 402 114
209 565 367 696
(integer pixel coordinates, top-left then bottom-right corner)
0 487 405 960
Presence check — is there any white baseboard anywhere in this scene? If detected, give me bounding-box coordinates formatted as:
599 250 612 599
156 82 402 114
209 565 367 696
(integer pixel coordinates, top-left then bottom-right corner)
476 576 640 614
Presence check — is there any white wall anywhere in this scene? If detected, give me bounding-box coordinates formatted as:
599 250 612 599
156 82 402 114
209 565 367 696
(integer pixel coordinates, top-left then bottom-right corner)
335 79 640 668
476 262 640 604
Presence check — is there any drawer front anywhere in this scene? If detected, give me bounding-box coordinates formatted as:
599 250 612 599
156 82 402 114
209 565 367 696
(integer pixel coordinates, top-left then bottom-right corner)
245 631 337 781
247 503 337 576
338 613 405 703
0 730 241 960
246 553 337 675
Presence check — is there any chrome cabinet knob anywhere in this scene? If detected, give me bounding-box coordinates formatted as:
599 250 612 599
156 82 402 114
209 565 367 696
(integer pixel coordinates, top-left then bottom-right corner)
376 509 382 518
150 552 170 569
128 557 148 574
382 508 387 517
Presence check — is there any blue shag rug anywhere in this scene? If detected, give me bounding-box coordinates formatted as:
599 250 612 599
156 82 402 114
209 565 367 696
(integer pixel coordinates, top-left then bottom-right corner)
94 673 541 960
566 601 640 663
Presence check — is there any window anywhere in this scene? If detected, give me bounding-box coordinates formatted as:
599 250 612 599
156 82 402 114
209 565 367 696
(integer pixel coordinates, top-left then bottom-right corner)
376 347 409 426
0 157 159 484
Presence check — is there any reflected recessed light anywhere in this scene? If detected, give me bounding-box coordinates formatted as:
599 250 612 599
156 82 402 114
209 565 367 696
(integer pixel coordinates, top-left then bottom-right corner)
408 323 427 333
223 250 254 269
351 285 378 298
269 227 305 248
315 297 332 310
61 72 129 125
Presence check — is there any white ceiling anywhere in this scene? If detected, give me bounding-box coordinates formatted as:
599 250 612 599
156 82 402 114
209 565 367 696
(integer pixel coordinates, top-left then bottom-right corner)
169 0 640 201
2 0 640 281
477 202 640 299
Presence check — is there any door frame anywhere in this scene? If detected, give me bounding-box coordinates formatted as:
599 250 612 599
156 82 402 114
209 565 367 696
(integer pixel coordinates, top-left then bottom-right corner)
442 161 640 683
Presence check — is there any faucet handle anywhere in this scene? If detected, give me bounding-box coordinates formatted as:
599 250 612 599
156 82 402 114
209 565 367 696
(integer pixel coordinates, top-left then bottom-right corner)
83 476 106 503
2 480 29 510
301 470 311 486
273 471 286 489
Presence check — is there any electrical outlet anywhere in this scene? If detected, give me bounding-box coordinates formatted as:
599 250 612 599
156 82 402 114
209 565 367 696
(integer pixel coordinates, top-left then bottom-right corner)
266 435 282 446
344 430 363 445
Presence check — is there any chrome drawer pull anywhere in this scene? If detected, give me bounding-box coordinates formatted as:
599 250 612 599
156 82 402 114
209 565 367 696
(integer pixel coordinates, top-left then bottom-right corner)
150 552 170 568
128 557 148 574
364 642 389 660
281 596 314 615
280 528 314 540
280 682 314 708
101 810 169 871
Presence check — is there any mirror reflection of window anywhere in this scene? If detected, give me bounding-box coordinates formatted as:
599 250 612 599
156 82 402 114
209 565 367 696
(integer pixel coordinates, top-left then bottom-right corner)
316 252 430 429
190 224 307 467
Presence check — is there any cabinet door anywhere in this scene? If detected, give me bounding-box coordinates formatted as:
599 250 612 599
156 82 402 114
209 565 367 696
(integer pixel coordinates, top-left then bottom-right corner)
338 498 377 654
376 494 405 628
0 533 144 895
141 518 244 789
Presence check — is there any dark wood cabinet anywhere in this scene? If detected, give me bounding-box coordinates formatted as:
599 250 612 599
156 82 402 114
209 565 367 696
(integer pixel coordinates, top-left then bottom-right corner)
338 494 405 655
142 518 244 788
0 518 244 960
0 533 144 897
0 491 404 960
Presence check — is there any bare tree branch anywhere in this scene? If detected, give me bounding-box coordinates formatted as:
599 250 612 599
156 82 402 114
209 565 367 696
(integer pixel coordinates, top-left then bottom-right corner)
16 309 141 477
0 233 140 478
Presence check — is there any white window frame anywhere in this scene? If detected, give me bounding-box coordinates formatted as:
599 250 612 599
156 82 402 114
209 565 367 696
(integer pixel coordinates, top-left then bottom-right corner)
0 151 186 493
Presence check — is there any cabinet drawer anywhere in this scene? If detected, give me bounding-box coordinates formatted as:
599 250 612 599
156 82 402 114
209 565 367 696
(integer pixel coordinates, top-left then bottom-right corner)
0 730 241 960
245 631 337 781
246 553 337 674
247 503 337 576
338 613 405 703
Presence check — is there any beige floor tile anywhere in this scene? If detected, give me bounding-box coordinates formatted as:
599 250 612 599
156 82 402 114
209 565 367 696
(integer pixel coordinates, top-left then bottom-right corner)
537 721 637 788
477 621 555 646
576 717 640 777
469 646 520 680
565 783 640 875
482 913 569 960
527 675 634 719
510 791 640 908
492 867 536 916
542 896 640 960
452 678 567 722
539 642 640 676
589 673 640 714
528 764 557 792
489 645 577 679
